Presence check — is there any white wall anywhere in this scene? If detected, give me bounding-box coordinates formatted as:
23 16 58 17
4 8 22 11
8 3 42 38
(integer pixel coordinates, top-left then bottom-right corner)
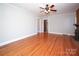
0 4 37 46
48 12 76 35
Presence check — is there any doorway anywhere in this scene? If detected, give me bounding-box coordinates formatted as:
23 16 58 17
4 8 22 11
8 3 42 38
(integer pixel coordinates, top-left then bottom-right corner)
44 20 48 33
38 19 48 33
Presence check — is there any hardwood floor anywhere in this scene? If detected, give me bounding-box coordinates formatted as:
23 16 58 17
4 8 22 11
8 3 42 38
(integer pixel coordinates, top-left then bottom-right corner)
0 33 79 56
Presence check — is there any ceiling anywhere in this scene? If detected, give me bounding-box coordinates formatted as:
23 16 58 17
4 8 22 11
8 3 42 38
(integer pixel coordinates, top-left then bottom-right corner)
11 3 79 15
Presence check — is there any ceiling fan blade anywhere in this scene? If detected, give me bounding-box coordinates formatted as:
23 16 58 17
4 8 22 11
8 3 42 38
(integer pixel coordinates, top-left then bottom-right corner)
51 10 57 11
40 7 45 9
40 10 44 13
50 5 55 8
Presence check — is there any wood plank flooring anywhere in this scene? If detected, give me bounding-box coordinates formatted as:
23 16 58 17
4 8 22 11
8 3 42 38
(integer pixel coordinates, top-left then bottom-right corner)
0 33 79 56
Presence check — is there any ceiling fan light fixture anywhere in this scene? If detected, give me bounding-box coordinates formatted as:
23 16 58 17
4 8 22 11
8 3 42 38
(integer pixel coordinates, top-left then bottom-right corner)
44 10 49 13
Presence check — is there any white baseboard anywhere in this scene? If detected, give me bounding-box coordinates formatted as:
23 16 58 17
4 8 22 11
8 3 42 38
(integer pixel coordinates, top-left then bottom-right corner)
49 32 75 36
0 33 37 47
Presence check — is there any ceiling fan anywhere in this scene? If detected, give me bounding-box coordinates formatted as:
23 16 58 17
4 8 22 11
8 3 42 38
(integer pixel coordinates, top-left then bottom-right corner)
40 4 57 14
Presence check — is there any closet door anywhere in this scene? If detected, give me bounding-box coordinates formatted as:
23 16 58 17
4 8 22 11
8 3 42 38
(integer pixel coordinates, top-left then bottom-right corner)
76 8 79 24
